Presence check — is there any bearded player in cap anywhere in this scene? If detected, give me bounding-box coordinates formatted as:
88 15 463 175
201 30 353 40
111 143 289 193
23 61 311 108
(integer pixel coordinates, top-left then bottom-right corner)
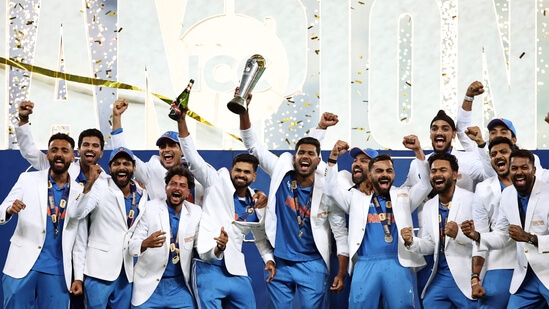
111 98 204 203
325 136 431 308
70 147 148 308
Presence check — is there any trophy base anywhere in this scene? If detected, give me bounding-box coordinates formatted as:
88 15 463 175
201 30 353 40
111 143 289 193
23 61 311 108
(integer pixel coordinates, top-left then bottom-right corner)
227 97 248 114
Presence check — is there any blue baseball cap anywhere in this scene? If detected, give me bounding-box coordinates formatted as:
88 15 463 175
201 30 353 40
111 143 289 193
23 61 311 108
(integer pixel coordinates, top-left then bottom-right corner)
109 147 135 163
487 118 517 137
349 147 379 160
156 131 180 147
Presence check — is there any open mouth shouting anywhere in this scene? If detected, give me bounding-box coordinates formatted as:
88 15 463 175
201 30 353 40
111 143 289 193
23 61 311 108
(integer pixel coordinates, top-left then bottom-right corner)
494 158 507 173
432 177 446 190
513 174 527 187
83 151 96 164
434 136 446 149
170 190 184 205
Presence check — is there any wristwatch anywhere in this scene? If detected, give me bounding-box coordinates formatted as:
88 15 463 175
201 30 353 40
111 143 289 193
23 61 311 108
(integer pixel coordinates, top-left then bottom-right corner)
527 233 536 245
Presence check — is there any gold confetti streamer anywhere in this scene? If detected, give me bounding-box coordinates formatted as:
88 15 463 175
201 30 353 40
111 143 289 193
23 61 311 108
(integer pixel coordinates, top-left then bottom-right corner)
0 56 242 142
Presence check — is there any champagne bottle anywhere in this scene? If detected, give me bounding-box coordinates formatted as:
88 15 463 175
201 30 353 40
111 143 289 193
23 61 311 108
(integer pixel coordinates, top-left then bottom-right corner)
169 79 194 121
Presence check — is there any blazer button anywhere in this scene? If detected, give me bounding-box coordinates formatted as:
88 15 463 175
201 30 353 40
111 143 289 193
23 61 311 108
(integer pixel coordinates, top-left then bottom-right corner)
524 250 528 253
42 230 45 233
356 243 360 246
156 278 160 282
38 246 42 249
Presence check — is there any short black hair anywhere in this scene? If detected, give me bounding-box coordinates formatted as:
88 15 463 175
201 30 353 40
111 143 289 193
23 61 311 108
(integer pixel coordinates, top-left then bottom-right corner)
488 136 516 152
48 133 75 150
428 153 459 172
295 137 321 156
233 153 259 172
78 129 105 150
165 166 195 190
510 149 535 167
368 154 393 171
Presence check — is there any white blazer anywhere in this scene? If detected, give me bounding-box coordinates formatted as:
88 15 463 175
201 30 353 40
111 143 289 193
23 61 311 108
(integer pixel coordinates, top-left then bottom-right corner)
478 178 549 293
472 176 515 270
408 186 477 300
324 161 431 274
241 127 349 270
70 177 148 282
129 199 201 306
180 135 273 276
0 169 83 290
111 131 204 203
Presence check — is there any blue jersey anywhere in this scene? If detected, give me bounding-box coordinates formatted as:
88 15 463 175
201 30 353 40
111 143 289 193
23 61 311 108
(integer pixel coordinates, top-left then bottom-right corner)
357 195 398 257
163 204 183 278
32 176 68 275
273 172 321 262
433 203 453 287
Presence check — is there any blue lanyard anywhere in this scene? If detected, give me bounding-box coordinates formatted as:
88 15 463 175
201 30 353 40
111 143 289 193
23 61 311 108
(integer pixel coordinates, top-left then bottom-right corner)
126 182 139 228
372 194 393 243
291 172 313 238
47 175 71 236
235 191 255 222
438 202 451 253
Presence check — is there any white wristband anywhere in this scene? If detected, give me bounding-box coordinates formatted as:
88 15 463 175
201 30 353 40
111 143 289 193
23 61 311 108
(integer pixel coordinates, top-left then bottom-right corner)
464 95 474 102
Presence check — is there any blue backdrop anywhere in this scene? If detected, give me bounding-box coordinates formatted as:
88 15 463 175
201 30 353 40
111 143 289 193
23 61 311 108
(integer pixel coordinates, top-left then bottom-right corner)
0 149 547 308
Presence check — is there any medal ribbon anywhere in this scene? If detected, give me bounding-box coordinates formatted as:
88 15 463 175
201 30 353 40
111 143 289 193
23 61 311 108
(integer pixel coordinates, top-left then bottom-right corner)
291 172 313 237
372 195 393 241
438 202 451 253
47 175 71 236
169 213 180 264
234 191 255 222
126 182 140 228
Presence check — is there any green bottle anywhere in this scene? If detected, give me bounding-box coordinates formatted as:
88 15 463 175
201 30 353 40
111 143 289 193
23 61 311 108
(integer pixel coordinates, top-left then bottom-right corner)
169 79 194 121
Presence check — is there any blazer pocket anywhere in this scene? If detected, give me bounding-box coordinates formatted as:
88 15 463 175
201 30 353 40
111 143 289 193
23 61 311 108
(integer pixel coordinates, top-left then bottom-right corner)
182 234 195 250
530 215 548 234
88 239 110 252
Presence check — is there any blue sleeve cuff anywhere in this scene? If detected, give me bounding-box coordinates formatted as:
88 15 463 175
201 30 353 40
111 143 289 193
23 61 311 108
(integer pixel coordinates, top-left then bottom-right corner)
111 128 123 135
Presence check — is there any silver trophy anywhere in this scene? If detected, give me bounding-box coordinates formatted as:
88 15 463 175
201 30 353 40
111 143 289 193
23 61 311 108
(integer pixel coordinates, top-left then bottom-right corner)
227 54 266 114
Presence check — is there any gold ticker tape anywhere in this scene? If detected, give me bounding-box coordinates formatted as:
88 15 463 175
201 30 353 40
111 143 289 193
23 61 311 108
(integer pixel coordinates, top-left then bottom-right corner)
0 56 242 142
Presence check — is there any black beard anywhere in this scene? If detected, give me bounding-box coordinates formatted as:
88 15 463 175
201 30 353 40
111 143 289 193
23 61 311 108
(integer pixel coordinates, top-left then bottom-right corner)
431 177 454 195
49 159 71 175
372 178 393 197
112 171 133 189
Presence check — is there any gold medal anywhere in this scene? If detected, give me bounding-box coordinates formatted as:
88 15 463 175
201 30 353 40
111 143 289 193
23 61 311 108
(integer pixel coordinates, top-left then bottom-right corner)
386 201 392 209
378 213 386 221
170 243 176 252
51 214 57 224
291 180 297 190
128 209 135 219
384 234 393 243
59 199 66 209
297 215 302 225
172 255 180 264
246 207 254 214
